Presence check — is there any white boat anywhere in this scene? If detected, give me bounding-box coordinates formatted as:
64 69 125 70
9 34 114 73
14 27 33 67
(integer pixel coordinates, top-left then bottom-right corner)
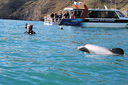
44 15 53 25
44 15 61 25
59 4 128 28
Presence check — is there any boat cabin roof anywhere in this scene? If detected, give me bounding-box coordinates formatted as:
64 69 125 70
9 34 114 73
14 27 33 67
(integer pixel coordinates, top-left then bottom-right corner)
64 8 120 12
88 9 120 12
64 8 73 11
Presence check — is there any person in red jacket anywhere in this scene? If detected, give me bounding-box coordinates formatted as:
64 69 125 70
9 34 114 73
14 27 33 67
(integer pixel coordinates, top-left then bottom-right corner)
71 12 74 19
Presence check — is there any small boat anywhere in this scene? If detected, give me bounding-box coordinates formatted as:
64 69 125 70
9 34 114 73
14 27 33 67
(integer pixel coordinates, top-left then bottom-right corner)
59 4 128 28
44 15 53 25
44 15 61 25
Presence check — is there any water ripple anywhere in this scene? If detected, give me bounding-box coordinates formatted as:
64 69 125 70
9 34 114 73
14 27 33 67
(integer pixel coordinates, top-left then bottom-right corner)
0 19 128 85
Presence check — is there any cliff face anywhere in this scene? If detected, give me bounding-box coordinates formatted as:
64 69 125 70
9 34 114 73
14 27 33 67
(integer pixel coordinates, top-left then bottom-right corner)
10 0 74 21
0 0 127 21
0 0 30 19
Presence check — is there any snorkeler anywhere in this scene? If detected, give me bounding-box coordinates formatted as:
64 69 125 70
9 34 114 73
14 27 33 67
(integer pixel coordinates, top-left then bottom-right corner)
24 23 36 34
60 25 63 30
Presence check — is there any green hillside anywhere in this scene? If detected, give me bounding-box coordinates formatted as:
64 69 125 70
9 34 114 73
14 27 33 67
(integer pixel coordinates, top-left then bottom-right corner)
0 0 127 21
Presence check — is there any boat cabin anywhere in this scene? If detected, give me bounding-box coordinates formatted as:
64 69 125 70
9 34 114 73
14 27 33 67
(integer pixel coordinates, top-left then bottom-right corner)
64 7 87 19
86 9 126 19
64 8 127 19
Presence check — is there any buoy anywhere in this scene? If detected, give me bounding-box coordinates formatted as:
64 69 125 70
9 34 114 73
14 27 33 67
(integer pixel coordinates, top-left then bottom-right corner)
60 25 63 30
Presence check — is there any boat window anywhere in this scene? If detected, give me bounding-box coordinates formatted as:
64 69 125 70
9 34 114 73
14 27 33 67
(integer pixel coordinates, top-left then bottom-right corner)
107 11 118 18
86 10 119 18
87 11 101 18
91 11 101 18
101 11 110 18
74 10 83 18
116 11 125 17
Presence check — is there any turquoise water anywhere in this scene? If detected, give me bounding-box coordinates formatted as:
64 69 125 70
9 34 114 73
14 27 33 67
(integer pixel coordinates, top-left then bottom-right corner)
0 19 128 85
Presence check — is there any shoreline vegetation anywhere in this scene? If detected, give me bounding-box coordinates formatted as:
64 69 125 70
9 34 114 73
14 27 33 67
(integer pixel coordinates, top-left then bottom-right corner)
0 0 127 21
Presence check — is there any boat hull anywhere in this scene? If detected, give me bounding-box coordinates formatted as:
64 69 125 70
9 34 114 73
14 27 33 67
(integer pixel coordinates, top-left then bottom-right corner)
59 19 83 26
59 19 128 28
83 22 128 28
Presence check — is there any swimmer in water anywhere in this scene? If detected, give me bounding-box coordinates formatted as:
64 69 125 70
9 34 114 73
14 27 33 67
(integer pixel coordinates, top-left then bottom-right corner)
24 23 36 34
25 23 27 29
60 25 63 30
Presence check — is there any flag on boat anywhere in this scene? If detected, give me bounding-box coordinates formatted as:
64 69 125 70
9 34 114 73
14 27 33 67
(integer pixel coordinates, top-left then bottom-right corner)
74 2 79 8
74 2 82 8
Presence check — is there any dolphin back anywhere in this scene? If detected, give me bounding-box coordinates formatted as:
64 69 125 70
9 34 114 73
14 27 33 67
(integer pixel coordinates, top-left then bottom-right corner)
84 44 113 55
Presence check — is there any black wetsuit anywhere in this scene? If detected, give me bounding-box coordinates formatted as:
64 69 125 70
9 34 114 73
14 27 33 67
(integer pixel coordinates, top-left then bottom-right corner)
24 30 36 34
51 13 54 18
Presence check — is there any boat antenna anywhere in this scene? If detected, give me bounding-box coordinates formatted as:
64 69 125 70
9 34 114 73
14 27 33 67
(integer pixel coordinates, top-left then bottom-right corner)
98 0 99 9
110 0 112 9
104 5 108 9
115 0 116 9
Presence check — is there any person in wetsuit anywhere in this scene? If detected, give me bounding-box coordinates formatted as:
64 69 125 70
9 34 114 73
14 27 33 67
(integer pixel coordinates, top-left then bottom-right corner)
51 12 54 18
51 12 54 21
24 23 36 34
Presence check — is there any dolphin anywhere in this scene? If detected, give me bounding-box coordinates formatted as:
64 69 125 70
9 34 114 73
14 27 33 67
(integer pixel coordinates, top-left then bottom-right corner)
78 44 124 56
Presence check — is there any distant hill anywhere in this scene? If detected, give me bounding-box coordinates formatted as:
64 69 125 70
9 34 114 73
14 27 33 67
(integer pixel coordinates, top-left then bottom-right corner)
0 0 127 21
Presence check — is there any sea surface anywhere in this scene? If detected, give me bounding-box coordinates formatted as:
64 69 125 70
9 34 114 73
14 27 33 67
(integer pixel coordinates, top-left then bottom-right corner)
0 19 128 85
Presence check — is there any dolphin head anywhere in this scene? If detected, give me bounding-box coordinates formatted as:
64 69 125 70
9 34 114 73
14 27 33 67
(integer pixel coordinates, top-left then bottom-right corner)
110 48 124 55
77 46 90 53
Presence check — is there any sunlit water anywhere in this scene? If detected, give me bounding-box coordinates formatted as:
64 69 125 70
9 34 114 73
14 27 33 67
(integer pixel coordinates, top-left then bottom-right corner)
0 19 128 85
